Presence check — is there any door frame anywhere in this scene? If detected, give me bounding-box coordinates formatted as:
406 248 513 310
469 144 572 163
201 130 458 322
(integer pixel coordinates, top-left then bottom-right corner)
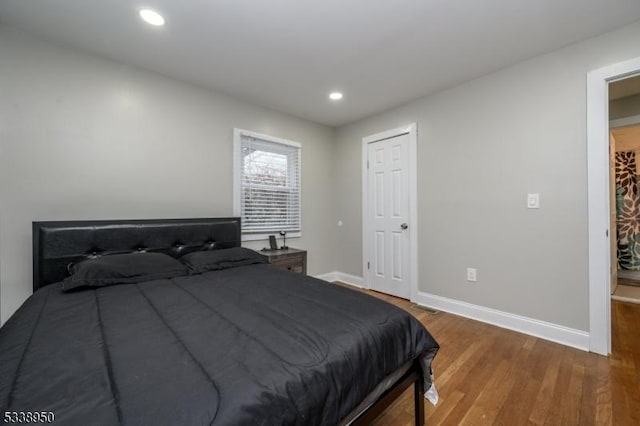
587 56 640 355
362 123 418 302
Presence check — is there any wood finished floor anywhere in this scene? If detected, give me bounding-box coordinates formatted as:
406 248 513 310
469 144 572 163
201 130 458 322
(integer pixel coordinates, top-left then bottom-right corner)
340 284 640 426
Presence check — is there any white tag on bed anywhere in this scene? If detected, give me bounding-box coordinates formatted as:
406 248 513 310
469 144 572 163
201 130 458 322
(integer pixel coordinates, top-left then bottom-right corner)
424 374 439 406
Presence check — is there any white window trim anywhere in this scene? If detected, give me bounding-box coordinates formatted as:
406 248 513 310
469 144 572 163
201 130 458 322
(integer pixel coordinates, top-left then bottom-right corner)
233 128 302 242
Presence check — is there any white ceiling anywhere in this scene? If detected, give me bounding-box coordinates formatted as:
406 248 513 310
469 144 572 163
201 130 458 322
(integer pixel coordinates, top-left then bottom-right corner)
2 1 640 127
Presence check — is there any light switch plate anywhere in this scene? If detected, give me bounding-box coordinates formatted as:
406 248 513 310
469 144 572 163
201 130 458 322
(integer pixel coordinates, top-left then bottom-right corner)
466 268 477 282
527 193 540 209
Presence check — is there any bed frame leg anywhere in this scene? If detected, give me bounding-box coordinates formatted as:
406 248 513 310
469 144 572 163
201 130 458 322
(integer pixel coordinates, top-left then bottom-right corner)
414 377 425 425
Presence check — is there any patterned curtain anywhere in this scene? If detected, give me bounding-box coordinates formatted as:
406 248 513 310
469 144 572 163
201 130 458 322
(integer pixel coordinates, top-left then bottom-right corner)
615 151 640 270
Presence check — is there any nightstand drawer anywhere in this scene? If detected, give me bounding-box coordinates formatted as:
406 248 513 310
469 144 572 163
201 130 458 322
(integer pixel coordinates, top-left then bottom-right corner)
270 255 304 272
262 248 307 275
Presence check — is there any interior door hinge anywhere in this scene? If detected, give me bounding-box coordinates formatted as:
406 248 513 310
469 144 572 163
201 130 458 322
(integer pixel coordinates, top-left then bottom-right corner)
367 160 369 169
367 262 370 269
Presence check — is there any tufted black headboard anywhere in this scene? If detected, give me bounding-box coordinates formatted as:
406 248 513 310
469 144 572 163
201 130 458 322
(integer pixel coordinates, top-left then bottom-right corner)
32 217 241 291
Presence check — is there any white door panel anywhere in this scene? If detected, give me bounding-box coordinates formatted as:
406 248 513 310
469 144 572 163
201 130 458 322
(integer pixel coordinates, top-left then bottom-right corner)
367 134 410 299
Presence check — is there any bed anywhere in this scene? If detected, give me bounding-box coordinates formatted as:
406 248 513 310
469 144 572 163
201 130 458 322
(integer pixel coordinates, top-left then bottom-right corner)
0 218 439 425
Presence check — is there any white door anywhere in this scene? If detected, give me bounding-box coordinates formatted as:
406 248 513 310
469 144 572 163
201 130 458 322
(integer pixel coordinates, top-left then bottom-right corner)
367 134 410 299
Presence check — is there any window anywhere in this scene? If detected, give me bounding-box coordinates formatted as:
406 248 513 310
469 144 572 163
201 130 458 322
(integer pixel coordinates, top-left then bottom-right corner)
233 129 301 239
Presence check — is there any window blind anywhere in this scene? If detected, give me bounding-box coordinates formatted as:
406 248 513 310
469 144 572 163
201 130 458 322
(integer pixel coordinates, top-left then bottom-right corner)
239 133 301 234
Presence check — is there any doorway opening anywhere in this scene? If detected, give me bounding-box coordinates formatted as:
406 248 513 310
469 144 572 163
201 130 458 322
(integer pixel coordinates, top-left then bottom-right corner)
609 75 640 304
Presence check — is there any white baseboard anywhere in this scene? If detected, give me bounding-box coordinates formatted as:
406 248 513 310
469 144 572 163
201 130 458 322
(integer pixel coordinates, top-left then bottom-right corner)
315 271 364 288
415 291 590 351
314 271 590 351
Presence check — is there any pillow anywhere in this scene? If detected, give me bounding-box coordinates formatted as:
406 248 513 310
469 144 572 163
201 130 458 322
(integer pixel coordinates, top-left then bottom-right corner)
63 252 188 291
180 247 268 274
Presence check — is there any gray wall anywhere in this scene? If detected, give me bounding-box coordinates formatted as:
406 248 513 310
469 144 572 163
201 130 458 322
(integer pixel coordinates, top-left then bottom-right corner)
4 19 640 332
332 21 640 332
0 26 335 324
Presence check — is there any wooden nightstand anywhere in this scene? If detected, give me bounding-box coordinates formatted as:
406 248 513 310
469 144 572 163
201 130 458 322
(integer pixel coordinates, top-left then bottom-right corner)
262 248 307 275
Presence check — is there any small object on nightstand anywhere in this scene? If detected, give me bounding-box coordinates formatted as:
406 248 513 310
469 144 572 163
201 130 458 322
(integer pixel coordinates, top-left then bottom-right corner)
279 231 288 249
269 235 278 250
263 248 306 275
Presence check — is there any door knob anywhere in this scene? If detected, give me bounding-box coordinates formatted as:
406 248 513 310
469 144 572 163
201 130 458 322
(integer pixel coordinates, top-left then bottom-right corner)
400 223 408 230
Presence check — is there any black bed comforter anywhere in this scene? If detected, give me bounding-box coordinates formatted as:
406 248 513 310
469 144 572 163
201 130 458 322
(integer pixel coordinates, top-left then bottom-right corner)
0 265 438 425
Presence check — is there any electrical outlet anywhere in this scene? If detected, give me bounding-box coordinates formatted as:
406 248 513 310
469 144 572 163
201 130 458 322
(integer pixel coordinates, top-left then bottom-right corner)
466 268 477 282
527 193 540 209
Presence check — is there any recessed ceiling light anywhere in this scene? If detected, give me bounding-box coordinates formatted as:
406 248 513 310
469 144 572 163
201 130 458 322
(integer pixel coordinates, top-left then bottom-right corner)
139 9 165 26
329 92 343 101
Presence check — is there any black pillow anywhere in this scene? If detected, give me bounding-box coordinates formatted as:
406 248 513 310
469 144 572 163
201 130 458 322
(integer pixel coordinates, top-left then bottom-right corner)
63 252 188 291
180 247 268 274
